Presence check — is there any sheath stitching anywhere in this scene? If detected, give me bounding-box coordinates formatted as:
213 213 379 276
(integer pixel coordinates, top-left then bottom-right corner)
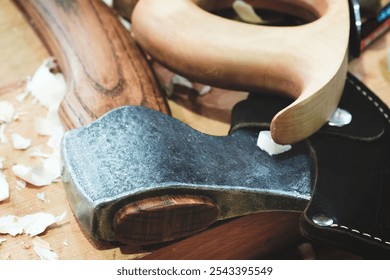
348 78 390 125
331 224 390 245
330 77 390 247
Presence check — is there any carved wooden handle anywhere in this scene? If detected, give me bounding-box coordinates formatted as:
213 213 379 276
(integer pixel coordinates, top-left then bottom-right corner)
131 0 350 144
16 0 219 245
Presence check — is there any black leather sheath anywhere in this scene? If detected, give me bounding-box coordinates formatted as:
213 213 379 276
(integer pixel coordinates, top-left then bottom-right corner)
230 73 390 258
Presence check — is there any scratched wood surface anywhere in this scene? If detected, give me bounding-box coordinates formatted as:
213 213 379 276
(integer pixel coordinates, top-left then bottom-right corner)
0 0 389 260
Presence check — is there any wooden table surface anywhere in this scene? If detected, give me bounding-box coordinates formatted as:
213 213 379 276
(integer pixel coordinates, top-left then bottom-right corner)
0 0 389 260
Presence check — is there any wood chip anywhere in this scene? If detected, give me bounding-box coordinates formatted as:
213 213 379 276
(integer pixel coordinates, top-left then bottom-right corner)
11 133 31 150
0 212 66 236
0 171 10 202
27 58 66 109
232 0 263 24
257 130 292 156
32 236 59 260
0 101 15 123
12 150 61 187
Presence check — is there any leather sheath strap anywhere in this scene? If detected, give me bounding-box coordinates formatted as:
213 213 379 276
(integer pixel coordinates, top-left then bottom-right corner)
230 73 390 258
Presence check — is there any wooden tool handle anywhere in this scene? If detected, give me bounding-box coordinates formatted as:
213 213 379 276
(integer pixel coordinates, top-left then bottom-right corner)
16 0 219 245
15 0 170 129
131 0 350 144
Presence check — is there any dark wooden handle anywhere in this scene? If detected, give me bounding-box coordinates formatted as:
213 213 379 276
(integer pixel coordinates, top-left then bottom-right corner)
16 0 219 246
15 0 170 129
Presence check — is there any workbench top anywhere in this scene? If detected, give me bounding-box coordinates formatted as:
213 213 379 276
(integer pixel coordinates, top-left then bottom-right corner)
1 0 389 259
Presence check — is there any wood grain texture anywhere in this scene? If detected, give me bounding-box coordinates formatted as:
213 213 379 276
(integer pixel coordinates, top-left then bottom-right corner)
113 195 220 245
14 0 225 247
143 211 302 260
2 0 388 259
131 0 349 144
14 0 170 130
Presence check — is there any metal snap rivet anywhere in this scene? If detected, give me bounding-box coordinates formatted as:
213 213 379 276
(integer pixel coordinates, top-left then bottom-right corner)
328 108 352 127
312 214 334 227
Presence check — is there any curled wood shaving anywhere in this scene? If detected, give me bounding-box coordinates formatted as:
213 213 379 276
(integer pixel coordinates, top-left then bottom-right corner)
232 0 263 24
198 85 212 96
11 133 31 150
27 57 66 109
37 192 46 202
0 101 15 123
257 130 292 156
32 237 59 260
0 171 10 202
0 212 66 236
12 150 61 187
172 74 193 89
0 124 7 144
0 238 6 245
29 148 51 159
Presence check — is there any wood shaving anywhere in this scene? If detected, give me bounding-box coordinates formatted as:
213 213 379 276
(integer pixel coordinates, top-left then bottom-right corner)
34 117 54 136
12 150 61 187
0 212 66 237
0 216 24 236
119 16 131 31
232 0 263 24
257 130 292 156
37 192 46 202
16 89 30 102
198 85 212 96
27 57 66 110
32 237 59 260
0 171 10 202
0 238 6 245
29 148 51 159
20 212 66 236
102 0 113 7
35 107 64 137
0 124 7 144
0 101 15 123
172 74 193 89
47 127 64 151
11 133 31 150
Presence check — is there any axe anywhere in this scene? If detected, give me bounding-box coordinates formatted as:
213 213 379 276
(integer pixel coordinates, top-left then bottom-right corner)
17 0 390 258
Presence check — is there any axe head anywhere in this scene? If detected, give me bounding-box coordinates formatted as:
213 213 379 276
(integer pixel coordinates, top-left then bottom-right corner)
61 106 312 245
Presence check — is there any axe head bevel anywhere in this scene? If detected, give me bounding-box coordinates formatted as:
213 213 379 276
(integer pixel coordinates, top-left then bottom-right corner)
61 106 313 244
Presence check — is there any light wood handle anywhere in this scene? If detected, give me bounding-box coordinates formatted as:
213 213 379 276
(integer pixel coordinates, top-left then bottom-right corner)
16 0 219 246
131 0 350 144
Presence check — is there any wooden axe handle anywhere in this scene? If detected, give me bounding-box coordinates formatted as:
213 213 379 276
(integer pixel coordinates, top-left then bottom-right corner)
15 0 220 246
131 0 350 144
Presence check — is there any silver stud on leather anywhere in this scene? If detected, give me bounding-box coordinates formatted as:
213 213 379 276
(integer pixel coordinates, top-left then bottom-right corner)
328 108 352 127
312 214 334 227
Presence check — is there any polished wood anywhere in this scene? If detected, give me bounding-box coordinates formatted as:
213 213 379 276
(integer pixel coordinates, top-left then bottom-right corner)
1 0 388 259
113 195 220 245
144 211 301 260
131 0 350 144
14 0 170 130
14 0 224 247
